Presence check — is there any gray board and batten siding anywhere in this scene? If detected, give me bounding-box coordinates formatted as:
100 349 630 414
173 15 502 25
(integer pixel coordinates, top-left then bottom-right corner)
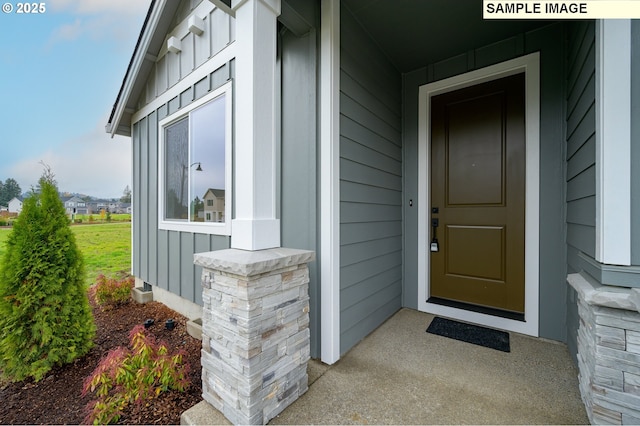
132 63 233 307
401 23 568 342
339 4 403 355
132 0 235 307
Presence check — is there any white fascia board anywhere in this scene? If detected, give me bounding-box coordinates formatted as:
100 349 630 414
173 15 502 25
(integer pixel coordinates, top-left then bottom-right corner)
319 0 340 365
110 0 167 138
595 19 632 266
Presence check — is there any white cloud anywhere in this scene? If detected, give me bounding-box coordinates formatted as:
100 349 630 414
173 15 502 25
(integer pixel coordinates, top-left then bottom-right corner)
9 118 132 199
46 0 150 48
48 18 83 43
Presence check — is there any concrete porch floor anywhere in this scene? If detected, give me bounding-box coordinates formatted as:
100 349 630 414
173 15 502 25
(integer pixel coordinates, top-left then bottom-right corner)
182 308 588 425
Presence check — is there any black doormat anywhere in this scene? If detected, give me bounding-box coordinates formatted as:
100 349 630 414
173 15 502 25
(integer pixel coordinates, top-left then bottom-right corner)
426 317 510 352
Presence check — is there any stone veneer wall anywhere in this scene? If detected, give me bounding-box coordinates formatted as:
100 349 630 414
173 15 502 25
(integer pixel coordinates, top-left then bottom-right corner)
194 248 315 425
568 273 640 424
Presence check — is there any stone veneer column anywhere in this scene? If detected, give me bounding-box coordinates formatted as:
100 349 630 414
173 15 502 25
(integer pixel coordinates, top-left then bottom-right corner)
194 248 314 425
568 273 640 424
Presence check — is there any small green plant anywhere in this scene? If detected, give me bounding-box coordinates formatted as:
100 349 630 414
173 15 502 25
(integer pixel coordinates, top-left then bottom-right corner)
82 325 190 425
94 274 134 308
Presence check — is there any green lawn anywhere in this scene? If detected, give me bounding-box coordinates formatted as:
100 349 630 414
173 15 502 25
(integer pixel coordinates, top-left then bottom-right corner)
0 222 131 286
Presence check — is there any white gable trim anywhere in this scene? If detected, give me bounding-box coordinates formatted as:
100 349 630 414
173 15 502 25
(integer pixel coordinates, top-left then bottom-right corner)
595 19 631 266
109 0 168 137
417 53 540 337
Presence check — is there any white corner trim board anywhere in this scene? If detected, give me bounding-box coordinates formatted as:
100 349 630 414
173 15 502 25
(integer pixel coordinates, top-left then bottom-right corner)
319 0 341 365
595 19 631 266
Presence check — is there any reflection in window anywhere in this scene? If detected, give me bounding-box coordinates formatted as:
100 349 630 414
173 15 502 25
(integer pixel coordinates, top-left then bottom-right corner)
163 93 226 224
164 118 188 220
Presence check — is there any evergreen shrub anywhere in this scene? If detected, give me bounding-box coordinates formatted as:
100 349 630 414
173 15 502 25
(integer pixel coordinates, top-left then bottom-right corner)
0 173 95 381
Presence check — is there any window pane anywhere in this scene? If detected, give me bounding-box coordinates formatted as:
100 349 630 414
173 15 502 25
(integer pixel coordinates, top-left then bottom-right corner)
165 117 189 220
190 94 226 223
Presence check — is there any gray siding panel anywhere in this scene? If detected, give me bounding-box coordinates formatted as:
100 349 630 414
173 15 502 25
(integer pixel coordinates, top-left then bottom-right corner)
141 2 235 108
132 122 142 277
567 223 596 258
566 134 595 180
566 165 595 202
566 22 596 272
528 24 567 342
140 117 149 280
340 158 401 191
632 21 640 266
339 4 402 355
157 230 169 289
148 111 159 285
475 35 524 69
180 232 195 301
132 62 233 306
280 28 319 357
168 231 181 295
340 181 401 209
341 116 401 161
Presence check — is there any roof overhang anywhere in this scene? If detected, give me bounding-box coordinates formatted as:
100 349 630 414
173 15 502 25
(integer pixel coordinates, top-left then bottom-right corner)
106 0 185 137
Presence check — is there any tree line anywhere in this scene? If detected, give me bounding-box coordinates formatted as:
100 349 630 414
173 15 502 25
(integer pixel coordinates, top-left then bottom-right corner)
0 178 22 207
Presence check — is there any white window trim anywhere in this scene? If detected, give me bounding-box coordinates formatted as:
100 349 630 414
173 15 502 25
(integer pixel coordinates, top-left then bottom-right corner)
158 81 233 235
595 19 631 266
417 53 540 337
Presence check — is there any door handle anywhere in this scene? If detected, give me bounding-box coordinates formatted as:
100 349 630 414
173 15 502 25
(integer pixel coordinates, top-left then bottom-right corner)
430 216 439 252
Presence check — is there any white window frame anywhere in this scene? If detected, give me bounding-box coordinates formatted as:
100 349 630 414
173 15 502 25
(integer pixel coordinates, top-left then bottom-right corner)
158 82 232 235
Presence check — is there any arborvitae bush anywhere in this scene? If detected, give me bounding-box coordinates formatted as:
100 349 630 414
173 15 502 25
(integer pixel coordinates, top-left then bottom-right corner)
0 172 95 382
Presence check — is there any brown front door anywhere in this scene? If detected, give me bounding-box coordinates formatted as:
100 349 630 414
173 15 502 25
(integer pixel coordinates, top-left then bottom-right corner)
430 73 525 315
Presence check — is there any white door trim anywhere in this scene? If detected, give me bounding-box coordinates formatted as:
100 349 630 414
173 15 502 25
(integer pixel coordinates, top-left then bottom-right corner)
417 53 540 337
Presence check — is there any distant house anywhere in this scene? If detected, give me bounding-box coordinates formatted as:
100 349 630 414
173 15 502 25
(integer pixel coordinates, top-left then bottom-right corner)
8 197 23 214
0 205 7 212
203 189 225 223
63 196 89 215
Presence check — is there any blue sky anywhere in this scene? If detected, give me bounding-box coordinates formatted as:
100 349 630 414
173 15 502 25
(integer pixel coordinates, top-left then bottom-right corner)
0 0 150 199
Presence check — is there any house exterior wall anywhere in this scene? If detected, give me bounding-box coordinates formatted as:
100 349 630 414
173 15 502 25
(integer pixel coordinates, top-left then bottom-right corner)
131 0 234 307
137 0 235 111
566 21 596 273
632 20 640 266
402 23 567 342
280 25 320 358
565 21 596 361
339 5 403 355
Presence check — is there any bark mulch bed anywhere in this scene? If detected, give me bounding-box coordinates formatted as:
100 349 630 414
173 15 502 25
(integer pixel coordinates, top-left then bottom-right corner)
0 290 203 425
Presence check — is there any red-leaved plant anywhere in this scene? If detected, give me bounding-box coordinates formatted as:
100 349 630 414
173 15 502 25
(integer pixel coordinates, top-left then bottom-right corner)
93 274 134 308
81 325 190 425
